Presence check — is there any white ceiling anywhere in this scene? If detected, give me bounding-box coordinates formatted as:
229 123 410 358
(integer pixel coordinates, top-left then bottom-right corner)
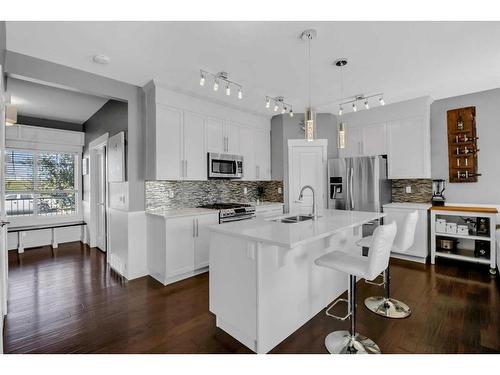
7 77 107 124
6 21 500 117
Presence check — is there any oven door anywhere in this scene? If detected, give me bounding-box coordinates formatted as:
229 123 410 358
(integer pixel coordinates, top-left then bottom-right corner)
220 213 256 223
208 153 242 179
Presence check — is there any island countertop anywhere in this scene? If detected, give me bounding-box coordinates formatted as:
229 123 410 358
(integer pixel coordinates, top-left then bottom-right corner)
208 209 386 249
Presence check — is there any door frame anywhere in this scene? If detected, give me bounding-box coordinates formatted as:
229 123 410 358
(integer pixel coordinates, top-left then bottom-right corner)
0 65 7 353
88 133 108 252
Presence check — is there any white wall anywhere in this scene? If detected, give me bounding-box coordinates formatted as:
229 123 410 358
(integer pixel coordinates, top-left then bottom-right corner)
431 88 500 205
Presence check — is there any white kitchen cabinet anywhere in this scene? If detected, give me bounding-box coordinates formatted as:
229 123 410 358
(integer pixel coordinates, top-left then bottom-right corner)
165 215 196 277
362 122 387 156
156 105 183 180
194 214 219 269
382 203 430 263
225 122 240 154
387 116 431 179
147 211 219 285
205 117 225 153
338 123 387 158
183 111 207 180
254 130 271 180
239 126 256 181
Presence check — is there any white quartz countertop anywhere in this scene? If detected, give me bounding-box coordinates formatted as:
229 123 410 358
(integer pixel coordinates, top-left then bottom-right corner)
253 201 284 208
146 207 218 219
209 209 386 249
383 202 432 210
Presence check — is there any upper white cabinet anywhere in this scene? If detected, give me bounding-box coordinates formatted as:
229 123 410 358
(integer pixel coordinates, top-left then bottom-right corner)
145 83 271 181
337 116 430 179
387 116 431 179
362 123 387 157
183 111 207 180
155 105 183 180
337 96 432 179
339 123 387 158
238 125 256 180
254 130 271 180
205 117 225 153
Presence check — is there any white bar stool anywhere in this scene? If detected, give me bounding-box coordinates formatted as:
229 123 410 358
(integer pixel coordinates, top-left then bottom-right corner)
315 222 397 354
357 210 418 319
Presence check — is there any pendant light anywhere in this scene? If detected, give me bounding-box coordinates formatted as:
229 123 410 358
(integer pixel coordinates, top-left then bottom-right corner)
334 58 348 149
301 29 317 142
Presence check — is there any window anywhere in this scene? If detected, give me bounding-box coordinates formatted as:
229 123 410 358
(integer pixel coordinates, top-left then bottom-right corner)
5 149 79 217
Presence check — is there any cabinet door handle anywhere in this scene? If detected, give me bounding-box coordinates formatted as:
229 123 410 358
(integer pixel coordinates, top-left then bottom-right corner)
193 218 196 238
196 218 199 237
185 160 188 177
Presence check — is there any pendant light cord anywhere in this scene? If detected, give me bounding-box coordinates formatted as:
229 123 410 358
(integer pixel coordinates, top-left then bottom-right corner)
340 63 343 120
308 37 312 108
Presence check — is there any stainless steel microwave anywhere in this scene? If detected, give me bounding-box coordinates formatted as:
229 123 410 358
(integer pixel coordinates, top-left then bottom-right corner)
208 153 244 179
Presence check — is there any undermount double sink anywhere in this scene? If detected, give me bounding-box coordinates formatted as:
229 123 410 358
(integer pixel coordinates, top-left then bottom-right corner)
274 214 320 223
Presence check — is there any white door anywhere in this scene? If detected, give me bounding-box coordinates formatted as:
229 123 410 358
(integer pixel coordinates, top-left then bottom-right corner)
205 117 225 153
288 140 327 215
194 213 219 269
0 69 8 353
254 130 271 180
96 146 107 252
165 216 195 278
156 105 183 179
183 111 206 180
239 126 255 181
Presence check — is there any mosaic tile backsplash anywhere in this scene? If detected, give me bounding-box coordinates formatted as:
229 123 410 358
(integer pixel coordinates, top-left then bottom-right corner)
391 179 433 203
146 180 284 211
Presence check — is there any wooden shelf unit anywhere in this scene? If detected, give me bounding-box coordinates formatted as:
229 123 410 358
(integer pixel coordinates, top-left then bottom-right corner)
446 107 479 183
430 206 497 274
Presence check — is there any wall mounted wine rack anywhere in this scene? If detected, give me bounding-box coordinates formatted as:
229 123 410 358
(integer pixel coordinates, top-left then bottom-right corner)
447 106 481 183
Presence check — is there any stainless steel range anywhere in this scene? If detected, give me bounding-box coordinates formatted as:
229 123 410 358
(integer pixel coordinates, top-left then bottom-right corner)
198 203 256 223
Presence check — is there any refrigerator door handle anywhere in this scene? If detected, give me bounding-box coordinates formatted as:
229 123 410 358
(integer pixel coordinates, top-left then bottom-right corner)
349 167 355 210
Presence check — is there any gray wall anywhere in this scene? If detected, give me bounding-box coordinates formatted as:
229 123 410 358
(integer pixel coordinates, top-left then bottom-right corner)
83 100 127 151
271 112 337 212
4 51 145 211
271 112 337 181
17 114 83 132
431 88 500 204
0 21 5 67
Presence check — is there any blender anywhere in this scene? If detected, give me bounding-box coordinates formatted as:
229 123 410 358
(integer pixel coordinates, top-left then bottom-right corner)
432 179 446 206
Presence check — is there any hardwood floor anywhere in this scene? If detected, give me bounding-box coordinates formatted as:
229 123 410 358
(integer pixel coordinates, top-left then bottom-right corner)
3 241 499 354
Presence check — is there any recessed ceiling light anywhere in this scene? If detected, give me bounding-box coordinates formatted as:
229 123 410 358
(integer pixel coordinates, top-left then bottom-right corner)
92 54 110 65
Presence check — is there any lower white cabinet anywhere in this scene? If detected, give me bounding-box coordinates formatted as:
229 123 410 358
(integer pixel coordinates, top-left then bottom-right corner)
147 212 219 285
382 203 431 263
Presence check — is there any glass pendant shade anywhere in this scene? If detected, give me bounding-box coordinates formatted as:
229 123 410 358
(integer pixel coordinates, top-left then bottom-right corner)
305 107 316 142
338 121 346 149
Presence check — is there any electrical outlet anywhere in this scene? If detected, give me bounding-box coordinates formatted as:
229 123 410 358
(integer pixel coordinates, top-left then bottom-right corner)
405 186 412 194
243 187 248 195
278 187 282 194
168 190 174 198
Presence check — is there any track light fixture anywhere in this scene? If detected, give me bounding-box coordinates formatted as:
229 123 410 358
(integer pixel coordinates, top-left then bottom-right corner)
200 70 243 100
338 93 386 114
265 96 294 118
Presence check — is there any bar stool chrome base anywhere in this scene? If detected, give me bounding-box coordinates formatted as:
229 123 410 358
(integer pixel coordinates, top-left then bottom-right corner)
325 331 381 354
364 296 411 319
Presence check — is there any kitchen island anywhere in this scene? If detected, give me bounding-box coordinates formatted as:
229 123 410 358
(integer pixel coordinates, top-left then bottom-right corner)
208 209 386 353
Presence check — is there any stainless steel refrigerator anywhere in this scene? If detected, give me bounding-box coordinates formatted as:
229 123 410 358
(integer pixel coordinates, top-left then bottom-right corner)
327 155 391 213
